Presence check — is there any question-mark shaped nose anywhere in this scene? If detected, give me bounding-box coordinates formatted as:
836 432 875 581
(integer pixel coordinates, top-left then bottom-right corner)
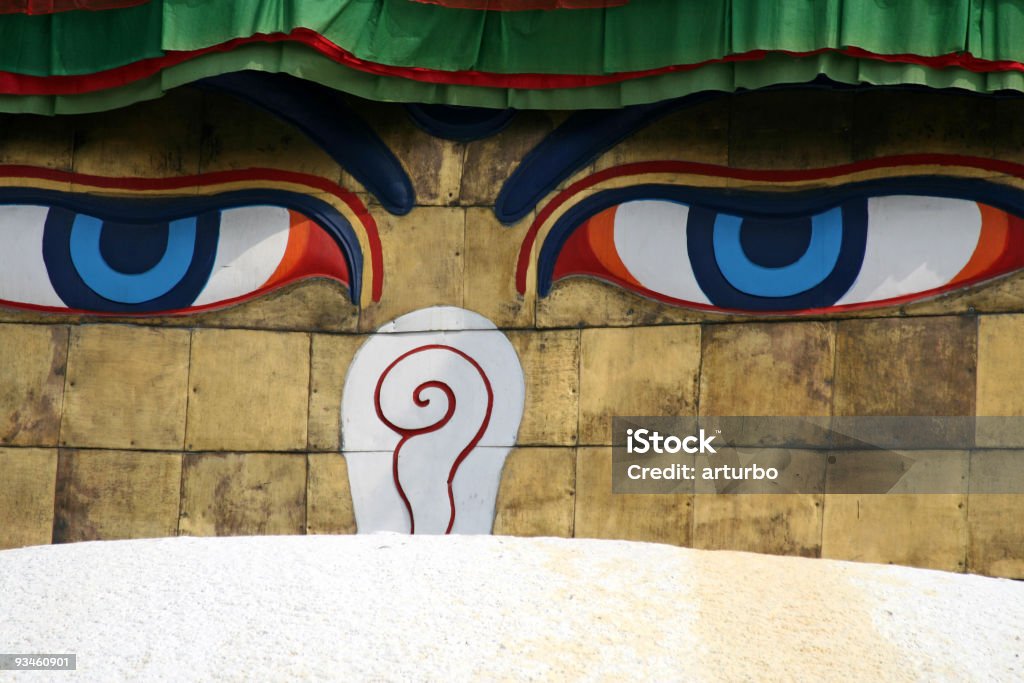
341 307 525 534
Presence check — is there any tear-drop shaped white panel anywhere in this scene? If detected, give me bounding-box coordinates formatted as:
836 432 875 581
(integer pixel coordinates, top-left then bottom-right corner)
836 196 981 306
341 306 526 535
613 200 710 305
192 206 290 306
0 205 64 307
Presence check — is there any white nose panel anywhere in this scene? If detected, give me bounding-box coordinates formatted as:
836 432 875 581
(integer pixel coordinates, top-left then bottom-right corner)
341 307 525 534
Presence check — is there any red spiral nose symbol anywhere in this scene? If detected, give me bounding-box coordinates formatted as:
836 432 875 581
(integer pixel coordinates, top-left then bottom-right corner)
373 344 494 534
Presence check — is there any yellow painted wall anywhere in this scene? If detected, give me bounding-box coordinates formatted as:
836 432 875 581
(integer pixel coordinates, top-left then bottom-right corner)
1 87 1022 579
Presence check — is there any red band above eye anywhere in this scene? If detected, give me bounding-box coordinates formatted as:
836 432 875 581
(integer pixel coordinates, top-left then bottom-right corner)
408 0 628 8
0 0 148 14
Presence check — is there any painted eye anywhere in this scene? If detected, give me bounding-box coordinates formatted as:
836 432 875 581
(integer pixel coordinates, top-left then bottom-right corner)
0 195 362 314
544 192 1024 313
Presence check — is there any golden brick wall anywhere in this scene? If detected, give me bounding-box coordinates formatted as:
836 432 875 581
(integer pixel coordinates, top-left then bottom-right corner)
1 87 1022 579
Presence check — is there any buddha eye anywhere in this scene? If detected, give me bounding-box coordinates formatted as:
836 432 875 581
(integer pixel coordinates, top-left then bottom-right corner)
0 184 376 314
526 166 1024 314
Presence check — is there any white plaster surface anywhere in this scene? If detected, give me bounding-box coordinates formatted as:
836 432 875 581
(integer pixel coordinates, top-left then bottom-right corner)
0 535 1020 682
341 307 525 534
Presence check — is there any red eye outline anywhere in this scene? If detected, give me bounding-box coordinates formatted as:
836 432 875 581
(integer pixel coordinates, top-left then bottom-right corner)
0 165 384 314
516 154 1024 314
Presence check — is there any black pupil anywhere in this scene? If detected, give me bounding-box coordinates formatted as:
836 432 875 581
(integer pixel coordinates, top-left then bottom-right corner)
738 216 813 268
98 221 171 274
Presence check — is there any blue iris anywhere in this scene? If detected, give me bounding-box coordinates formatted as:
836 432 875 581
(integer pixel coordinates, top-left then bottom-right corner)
68 215 199 305
42 208 220 313
688 199 868 311
712 207 844 298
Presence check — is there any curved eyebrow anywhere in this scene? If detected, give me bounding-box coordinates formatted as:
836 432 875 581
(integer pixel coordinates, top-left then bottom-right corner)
494 91 723 224
496 79 948 225
199 71 416 215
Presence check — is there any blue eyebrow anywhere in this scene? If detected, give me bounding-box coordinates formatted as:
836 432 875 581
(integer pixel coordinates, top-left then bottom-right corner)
495 79 987 225
405 104 517 142
494 91 723 225
198 71 415 216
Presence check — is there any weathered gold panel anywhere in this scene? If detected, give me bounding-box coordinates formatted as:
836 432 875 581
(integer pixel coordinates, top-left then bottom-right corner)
574 446 691 545
179 452 306 536
961 271 1024 314
593 98 729 171
823 448 970 574
71 89 203 181
992 97 1024 165
307 453 356 535
0 448 57 549
62 325 190 450
493 447 575 538
191 279 358 334
460 111 565 206
53 448 181 543
966 450 1024 578
199 91 341 179
536 277 705 329
308 333 365 452
0 113 74 173
977 315 1024 446
692 494 823 558
853 90 997 162
463 207 535 328
966 494 1024 579
0 280 358 333
826 449 970 495
0 324 68 447
834 317 977 417
821 494 967 572
731 90 853 168
358 207 465 331
895 270 1024 318
185 329 310 452
346 100 462 207
579 325 701 445
507 330 580 446
699 321 835 417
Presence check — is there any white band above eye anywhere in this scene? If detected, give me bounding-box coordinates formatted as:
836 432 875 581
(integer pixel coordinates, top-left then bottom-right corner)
0 205 64 308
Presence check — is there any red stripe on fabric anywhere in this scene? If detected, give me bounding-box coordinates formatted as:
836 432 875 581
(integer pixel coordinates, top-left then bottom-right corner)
410 0 628 8
514 155 1024 293
9 30 1024 96
0 0 147 14
0 164 384 302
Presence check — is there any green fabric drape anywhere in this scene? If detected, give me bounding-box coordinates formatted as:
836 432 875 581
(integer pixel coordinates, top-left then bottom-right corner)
0 1 160 76
3 0 1024 112
4 46 1023 115
0 0 1019 77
